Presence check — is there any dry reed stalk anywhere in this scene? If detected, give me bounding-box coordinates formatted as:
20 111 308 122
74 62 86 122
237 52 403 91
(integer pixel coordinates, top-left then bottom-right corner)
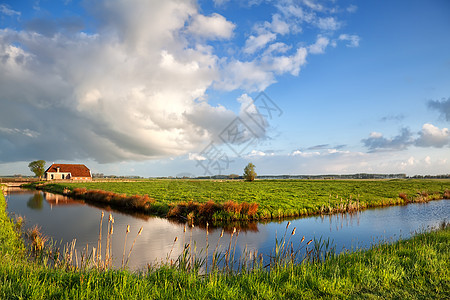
168 236 178 265
205 222 209 273
125 226 143 266
212 229 224 270
80 243 88 269
105 214 112 267
122 225 130 268
68 239 76 268
75 248 78 269
97 211 104 266
108 217 114 267
190 223 194 269
225 227 236 271
231 229 240 271
283 227 296 258
182 225 186 249
91 248 96 269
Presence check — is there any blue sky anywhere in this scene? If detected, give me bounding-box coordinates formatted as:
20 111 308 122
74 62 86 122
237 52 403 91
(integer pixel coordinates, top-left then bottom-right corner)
0 0 449 177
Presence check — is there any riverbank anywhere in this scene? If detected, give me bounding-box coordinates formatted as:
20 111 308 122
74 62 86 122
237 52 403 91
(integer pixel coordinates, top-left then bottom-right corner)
25 179 450 223
1 192 449 299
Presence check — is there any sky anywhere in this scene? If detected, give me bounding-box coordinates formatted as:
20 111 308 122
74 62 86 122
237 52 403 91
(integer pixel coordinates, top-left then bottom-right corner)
0 0 449 177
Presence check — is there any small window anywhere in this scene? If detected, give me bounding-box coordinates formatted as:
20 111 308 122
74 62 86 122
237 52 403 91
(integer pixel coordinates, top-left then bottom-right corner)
62 174 65 179
51 174 54 179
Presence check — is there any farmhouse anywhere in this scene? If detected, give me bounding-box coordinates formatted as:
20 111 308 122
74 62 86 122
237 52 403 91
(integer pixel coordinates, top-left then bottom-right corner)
45 164 92 181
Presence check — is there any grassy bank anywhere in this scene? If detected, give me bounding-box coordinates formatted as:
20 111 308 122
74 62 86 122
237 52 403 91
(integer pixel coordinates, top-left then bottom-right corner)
1 193 449 299
28 179 450 222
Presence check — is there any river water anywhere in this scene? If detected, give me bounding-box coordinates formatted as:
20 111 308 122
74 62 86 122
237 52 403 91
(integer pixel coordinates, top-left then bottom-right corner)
4 189 449 271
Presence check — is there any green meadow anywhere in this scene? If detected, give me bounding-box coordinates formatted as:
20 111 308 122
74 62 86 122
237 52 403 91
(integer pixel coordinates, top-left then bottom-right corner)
34 179 449 221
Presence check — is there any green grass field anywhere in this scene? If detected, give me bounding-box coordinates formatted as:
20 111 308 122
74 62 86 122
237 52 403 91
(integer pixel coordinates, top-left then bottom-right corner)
1 192 449 299
36 179 449 221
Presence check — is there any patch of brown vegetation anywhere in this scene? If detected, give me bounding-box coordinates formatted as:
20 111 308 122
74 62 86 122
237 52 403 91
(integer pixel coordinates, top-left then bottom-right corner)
443 190 450 199
69 189 155 213
167 199 259 222
398 193 409 202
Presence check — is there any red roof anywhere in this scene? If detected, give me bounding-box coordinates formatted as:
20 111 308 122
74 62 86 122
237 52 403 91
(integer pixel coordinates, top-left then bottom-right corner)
45 164 91 178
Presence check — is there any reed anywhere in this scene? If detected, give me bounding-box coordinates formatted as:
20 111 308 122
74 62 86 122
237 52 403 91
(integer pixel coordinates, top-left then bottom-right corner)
96 211 104 266
211 229 224 270
27 225 48 254
104 213 112 267
205 222 209 273
122 225 130 268
167 236 178 266
125 226 143 267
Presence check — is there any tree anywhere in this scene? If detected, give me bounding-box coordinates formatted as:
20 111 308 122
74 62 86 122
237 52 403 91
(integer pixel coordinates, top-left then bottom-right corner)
28 160 46 180
243 163 257 181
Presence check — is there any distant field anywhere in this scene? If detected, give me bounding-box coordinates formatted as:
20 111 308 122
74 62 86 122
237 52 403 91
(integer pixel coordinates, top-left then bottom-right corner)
42 179 450 219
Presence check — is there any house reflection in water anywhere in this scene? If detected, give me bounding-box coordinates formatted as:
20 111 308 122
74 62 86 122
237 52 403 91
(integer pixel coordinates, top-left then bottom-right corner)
44 192 81 209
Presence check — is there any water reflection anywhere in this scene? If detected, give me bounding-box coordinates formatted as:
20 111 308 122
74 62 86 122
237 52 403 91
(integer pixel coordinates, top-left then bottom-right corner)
27 193 44 210
5 189 449 271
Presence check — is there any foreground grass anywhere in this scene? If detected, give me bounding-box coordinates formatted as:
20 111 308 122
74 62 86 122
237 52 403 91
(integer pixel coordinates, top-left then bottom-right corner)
30 179 450 222
1 193 449 299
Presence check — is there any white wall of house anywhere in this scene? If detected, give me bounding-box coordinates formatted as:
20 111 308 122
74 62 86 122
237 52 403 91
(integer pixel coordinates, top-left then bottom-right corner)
46 172 71 180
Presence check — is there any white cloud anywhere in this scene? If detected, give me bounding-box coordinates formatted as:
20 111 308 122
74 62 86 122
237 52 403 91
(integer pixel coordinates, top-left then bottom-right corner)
369 132 383 138
415 123 450 148
347 5 358 13
428 97 450 121
290 150 320 157
400 156 417 169
269 47 308 76
362 123 450 154
268 14 290 35
217 44 307 92
327 148 350 154
0 0 363 166
0 127 39 138
316 17 340 31
248 150 269 157
0 4 21 17
213 0 230 7
188 153 206 161
244 32 277 54
339 34 360 47
276 1 346 34
0 0 237 163
308 35 329 54
362 128 413 152
217 60 276 92
264 42 291 55
188 13 235 40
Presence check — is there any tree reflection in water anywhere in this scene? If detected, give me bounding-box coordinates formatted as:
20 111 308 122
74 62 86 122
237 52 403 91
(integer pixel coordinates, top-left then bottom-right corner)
27 193 44 210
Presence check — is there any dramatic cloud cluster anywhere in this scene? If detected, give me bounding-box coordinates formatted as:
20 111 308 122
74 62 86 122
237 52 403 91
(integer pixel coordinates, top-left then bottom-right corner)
362 123 450 152
416 123 450 148
428 97 450 122
362 129 413 152
0 0 359 164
